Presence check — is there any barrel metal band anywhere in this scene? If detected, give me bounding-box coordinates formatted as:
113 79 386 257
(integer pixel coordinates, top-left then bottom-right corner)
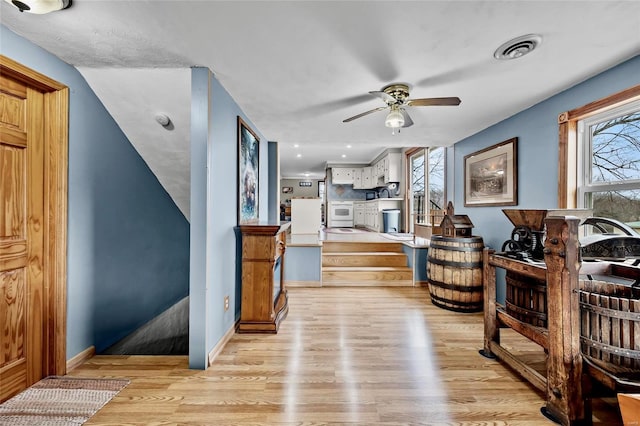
430 293 482 312
580 336 640 360
579 301 640 321
428 279 483 293
431 236 484 243
429 243 484 252
505 300 547 320
427 257 482 269
506 277 547 292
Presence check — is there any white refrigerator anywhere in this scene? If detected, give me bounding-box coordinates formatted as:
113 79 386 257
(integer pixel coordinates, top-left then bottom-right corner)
290 198 322 234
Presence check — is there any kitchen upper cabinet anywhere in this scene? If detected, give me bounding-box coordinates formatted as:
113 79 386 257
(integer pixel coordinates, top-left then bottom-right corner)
332 167 357 184
361 166 373 189
373 160 384 181
353 168 363 189
330 150 400 187
375 153 401 185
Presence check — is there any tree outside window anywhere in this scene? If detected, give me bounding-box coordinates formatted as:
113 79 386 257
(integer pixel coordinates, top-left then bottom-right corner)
409 147 446 232
580 104 640 229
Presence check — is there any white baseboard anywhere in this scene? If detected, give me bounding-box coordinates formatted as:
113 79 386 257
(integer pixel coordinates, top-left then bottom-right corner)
66 346 95 372
207 322 237 367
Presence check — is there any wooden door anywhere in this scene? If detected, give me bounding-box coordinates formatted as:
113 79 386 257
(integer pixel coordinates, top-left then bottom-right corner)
0 73 47 401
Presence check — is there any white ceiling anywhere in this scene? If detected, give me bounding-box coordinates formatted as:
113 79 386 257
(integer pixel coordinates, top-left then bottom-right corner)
3 1 640 220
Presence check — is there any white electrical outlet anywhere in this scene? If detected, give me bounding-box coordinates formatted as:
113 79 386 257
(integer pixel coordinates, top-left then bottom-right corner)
224 296 230 311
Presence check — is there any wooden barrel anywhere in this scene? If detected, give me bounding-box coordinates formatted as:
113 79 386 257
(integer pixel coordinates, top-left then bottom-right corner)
427 235 484 312
505 271 547 327
579 279 640 375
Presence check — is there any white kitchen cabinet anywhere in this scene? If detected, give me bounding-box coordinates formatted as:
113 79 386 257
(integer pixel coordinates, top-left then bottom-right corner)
353 168 363 189
373 160 383 182
361 166 373 189
375 153 401 185
362 199 403 232
365 202 376 229
354 201 365 226
332 167 358 184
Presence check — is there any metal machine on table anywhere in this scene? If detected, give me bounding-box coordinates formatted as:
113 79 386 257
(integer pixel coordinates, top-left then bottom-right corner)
498 209 640 329
482 213 640 425
499 209 640 263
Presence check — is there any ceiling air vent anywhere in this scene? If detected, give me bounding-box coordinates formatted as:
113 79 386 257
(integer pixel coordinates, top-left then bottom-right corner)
494 34 542 60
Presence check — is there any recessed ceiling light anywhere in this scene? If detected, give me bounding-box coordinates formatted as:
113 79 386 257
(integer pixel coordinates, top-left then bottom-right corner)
303 173 310 177
296 154 302 158
294 144 299 148
494 34 542 60
346 145 352 148
341 154 347 158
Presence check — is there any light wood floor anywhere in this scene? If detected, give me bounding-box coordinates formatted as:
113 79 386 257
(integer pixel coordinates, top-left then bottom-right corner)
71 287 622 425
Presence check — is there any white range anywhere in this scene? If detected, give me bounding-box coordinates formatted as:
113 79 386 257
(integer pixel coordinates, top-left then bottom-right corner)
328 201 354 228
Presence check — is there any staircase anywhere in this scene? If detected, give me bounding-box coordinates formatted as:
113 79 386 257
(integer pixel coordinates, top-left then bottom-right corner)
322 241 413 286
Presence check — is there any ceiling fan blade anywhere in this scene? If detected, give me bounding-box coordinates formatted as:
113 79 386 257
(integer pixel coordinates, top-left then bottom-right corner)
407 97 461 107
400 108 414 128
369 90 397 105
343 106 388 123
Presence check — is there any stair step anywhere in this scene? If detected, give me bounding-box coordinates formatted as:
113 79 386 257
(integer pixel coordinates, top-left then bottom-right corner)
322 266 413 286
322 252 408 267
322 241 404 253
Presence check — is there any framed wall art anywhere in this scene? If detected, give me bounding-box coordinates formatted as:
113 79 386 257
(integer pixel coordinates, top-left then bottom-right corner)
238 117 260 223
464 137 518 207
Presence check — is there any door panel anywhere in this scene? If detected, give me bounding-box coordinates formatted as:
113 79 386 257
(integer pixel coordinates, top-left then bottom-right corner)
0 75 45 401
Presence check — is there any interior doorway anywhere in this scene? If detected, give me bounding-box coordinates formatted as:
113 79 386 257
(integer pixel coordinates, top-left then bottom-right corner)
0 55 69 402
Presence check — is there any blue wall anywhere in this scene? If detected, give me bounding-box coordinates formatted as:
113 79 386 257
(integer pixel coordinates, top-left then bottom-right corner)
284 246 322 282
1 26 191 357
451 55 640 301
403 245 428 283
189 69 269 368
452 55 640 252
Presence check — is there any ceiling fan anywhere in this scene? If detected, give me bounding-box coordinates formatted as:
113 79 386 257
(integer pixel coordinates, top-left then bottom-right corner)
343 83 461 134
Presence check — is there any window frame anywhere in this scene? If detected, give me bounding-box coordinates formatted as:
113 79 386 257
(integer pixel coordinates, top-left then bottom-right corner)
405 146 447 233
558 84 640 208
577 99 640 209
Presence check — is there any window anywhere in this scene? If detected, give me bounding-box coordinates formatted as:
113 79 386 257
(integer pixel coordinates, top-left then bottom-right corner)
407 147 446 233
558 84 640 236
577 101 640 226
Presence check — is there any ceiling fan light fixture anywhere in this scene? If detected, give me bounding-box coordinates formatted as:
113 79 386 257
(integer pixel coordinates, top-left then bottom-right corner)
4 0 70 14
385 106 405 129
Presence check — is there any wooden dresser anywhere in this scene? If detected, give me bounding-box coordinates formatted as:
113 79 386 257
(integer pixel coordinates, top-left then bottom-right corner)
237 221 290 333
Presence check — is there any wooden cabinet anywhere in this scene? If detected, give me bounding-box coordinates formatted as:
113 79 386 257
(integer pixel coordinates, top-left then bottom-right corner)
237 222 290 333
